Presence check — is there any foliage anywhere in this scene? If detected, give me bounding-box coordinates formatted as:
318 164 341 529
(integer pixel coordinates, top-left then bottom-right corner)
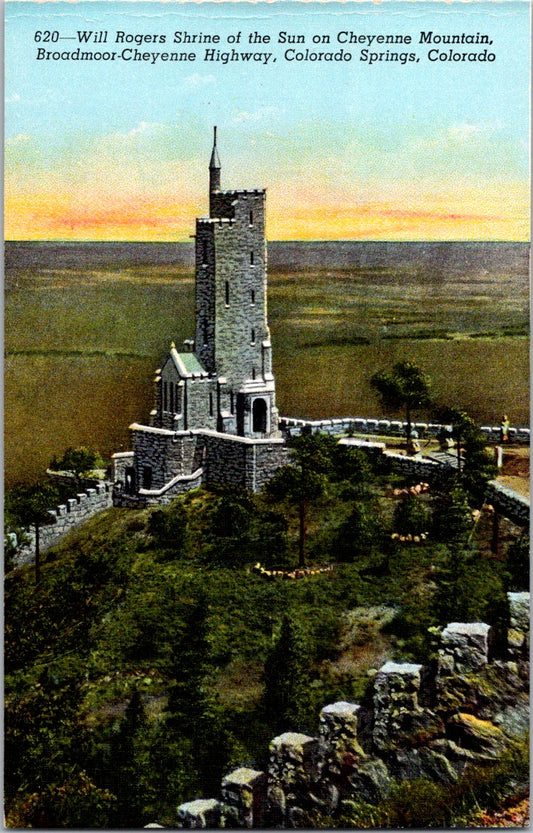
333 499 388 564
263 614 312 732
108 688 147 827
432 484 474 545
266 441 328 567
4 446 521 826
437 408 497 505
5 481 61 583
505 533 530 591
393 494 431 536
148 503 188 559
434 543 508 635
6 770 116 829
370 361 431 441
50 445 105 483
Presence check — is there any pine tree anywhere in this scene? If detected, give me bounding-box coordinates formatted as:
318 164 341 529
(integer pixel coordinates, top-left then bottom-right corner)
108 687 147 827
263 615 310 732
166 595 210 733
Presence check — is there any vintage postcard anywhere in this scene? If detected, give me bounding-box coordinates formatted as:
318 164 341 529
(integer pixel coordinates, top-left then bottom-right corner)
4 0 530 828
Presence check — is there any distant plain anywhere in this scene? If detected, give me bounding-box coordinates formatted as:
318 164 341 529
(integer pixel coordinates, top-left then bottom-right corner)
5 241 529 486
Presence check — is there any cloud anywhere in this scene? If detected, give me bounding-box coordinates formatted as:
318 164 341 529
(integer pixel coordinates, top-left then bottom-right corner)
231 107 279 123
182 73 217 89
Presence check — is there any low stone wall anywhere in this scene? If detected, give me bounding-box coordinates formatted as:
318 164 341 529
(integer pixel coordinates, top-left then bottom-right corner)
485 480 530 526
172 593 529 829
14 482 113 567
280 415 530 445
340 439 529 525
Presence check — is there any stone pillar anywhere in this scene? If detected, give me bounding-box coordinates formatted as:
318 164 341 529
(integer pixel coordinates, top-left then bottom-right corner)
372 662 423 753
507 592 529 659
319 702 364 758
267 732 322 827
221 767 267 828
318 702 391 810
440 622 491 673
177 799 221 829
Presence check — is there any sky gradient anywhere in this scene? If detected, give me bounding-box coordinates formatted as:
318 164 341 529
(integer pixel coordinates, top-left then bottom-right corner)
5 0 530 241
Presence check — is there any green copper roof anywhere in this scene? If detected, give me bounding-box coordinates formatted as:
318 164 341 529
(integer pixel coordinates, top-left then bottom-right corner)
177 352 206 374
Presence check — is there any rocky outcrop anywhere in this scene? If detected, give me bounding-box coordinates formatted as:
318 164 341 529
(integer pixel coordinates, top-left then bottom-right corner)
173 592 529 828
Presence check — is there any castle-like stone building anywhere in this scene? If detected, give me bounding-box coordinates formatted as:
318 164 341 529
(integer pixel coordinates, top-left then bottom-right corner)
112 129 289 504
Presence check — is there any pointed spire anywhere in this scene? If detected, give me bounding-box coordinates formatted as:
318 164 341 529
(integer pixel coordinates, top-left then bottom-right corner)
209 126 221 170
209 126 221 200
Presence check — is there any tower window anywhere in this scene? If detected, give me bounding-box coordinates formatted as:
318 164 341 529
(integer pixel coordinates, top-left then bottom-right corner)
230 391 234 414
169 382 174 413
202 239 208 265
249 210 253 226
251 329 255 344
225 281 230 306
209 391 214 417
252 366 256 380
250 289 255 305
250 251 254 265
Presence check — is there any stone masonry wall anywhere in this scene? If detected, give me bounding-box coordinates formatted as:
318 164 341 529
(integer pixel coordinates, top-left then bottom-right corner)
174 593 530 829
204 431 291 492
13 482 113 567
280 415 530 444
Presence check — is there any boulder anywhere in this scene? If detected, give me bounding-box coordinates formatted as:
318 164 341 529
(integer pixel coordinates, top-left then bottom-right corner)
447 712 507 757
393 746 459 785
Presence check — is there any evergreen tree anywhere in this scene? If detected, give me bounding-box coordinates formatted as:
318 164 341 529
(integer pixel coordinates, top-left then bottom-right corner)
108 687 147 827
432 484 473 545
166 595 210 733
334 500 386 563
6 482 59 583
263 615 311 732
370 361 431 445
393 494 431 536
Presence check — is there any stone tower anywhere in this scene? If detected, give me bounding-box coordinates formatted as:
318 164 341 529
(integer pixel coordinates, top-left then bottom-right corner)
194 128 279 438
112 131 289 502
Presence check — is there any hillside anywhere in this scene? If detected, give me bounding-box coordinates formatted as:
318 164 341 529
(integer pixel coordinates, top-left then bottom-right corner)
5 437 529 828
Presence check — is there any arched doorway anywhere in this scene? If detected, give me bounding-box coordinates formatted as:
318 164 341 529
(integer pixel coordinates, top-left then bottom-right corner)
252 398 268 434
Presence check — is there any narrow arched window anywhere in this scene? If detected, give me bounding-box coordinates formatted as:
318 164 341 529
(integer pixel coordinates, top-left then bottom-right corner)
250 289 255 305
249 210 253 226
225 281 230 306
202 240 208 265
251 329 255 344
250 251 254 265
